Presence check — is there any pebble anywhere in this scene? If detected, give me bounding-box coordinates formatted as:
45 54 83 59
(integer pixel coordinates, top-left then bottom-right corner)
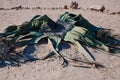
0 8 4 10
11 5 23 10
64 5 68 9
109 11 120 15
89 5 105 12
69 1 78 9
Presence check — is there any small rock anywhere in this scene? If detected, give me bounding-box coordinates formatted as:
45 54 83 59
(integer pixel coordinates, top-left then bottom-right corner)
24 7 29 9
109 12 116 15
0 8 4 10
11 5 23 10
36 7 41 9
109 11 120 15
116 11 120 14
69 1 78 9
52 7 55 10
64 5 68 9
54 7 58 9
89 5 105 12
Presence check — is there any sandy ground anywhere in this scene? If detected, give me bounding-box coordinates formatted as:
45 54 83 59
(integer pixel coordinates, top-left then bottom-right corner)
0 0 120 80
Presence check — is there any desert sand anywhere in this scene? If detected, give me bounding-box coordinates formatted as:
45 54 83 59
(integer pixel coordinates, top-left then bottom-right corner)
0 0 120 80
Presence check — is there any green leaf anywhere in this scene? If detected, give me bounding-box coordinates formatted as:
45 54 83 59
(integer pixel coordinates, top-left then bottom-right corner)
63 30 95 61
29 15 41 22
49 36 62 51
64 26 109 51
15 31 43 42
31 34 47 44
4 25 20 37
4 25 18 33
13 31 47 47
48 37 68 67
63 27 84 43
58 12 100 32
18 34 47 47
74 41 95 61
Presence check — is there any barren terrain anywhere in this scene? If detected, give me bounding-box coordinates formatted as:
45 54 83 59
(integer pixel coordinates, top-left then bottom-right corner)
0 0 120 80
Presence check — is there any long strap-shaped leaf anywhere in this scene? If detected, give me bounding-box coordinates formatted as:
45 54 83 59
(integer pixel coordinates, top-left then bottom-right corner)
74 41 95 61
15 32 47 47
15 31 43 42
48 37 68 67
17 35 47 47
64 29 95 61
58 12 100 32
